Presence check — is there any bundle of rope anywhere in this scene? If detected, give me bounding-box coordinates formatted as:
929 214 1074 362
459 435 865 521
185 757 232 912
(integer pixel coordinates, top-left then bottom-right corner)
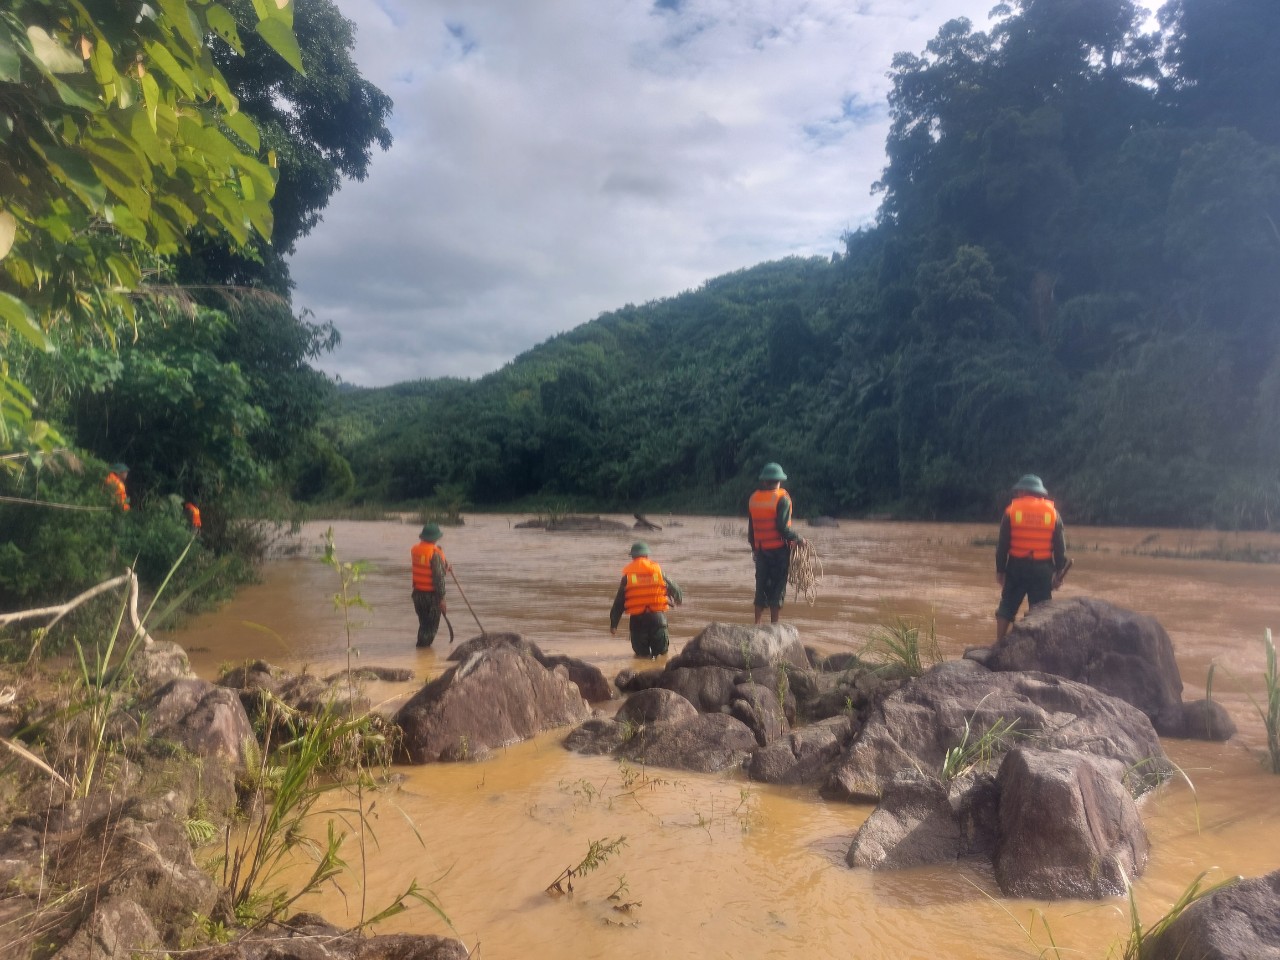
787 539 823 606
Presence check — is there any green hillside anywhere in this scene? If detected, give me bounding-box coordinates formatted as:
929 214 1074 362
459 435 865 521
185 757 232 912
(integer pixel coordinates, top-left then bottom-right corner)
328 0 1280 527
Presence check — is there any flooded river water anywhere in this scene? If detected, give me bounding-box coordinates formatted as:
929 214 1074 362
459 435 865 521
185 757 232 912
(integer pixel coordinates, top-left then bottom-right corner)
169 516 1280 959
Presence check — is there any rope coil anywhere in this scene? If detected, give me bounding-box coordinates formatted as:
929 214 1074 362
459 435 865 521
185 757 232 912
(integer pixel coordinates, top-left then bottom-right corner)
787 540 823 605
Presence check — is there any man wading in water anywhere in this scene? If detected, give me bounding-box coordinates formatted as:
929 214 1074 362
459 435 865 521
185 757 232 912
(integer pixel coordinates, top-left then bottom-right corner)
610 541 683 658
995 474 1070 642
747 462 805 625
410 523 448 648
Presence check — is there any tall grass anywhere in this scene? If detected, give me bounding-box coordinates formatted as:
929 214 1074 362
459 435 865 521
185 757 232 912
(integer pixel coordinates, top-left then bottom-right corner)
1253 628 1279 774
862 615 941 677
941 714 1022 782
1117 869 1240 959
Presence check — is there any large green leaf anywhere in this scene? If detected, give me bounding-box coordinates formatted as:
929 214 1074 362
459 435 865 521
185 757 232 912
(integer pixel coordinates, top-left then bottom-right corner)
0 33 21 81
255 17 305 75
0 292 51 351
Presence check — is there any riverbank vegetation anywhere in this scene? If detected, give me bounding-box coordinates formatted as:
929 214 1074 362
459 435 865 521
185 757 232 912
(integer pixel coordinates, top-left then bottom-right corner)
317 0 1280 531
0 0 391 619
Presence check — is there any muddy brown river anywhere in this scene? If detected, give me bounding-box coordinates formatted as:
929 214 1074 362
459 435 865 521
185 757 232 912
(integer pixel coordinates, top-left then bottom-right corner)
169 516 1280 959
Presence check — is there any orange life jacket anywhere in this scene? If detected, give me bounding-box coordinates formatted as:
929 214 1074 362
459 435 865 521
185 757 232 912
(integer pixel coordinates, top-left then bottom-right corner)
411 541 445 592
105 472 129 511
749 487 789 550
622 557 669 615
1006 496 1057 560
184 503 202 529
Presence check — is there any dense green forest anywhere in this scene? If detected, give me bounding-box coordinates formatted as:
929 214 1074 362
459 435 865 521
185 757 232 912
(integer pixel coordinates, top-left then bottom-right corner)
328 0 1280 528
0 0 389 612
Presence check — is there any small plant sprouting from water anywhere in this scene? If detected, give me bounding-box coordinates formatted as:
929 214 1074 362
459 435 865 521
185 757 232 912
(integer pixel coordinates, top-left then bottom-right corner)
545 836 628 896
1249 628 1280 774
1116 869 1241 959
941 713 1023 782
862 614 941 678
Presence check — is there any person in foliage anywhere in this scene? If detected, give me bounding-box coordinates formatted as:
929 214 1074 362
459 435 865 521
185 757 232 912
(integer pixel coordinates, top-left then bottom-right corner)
747 462 804 624
610 541 683 658
410 523 448 648
995 474 1069 642
105 464 130 511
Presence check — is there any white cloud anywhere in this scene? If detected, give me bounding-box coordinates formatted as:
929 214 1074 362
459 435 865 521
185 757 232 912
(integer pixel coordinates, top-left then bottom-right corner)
291 0 1163 386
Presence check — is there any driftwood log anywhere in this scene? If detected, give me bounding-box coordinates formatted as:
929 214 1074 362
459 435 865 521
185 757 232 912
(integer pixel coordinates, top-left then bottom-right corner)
633 512 662 531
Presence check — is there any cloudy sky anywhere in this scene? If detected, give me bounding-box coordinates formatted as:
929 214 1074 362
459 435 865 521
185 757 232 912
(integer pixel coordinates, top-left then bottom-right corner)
290 0 1159 387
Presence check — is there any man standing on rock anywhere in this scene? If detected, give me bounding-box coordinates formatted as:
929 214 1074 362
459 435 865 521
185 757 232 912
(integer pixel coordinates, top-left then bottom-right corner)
748 462 805 625
610 541 683 658
995 474 1069 642
411 523 448 648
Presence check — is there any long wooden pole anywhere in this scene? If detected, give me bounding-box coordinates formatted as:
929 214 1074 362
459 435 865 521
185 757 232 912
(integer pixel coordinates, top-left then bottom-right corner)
448 567 487 635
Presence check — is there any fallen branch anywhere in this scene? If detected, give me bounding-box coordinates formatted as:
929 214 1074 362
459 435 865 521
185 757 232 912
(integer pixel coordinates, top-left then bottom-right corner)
0 570 157 645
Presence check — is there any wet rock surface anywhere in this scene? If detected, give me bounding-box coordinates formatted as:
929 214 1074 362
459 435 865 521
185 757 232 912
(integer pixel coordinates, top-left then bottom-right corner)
1141 869 1280 960
397 645 591 762
824 660 1169 803
449 633 614 702
994 747 1149 899
987 597 1204 732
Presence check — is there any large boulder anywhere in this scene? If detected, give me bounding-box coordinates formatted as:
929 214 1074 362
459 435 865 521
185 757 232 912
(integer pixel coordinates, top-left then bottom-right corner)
987 598 1184 726
134 678 254 767
397 646 590 762
994 747 1149 899
1141 870 1280 960
669 622 810 672
824 660 1168 803
448 634 614 703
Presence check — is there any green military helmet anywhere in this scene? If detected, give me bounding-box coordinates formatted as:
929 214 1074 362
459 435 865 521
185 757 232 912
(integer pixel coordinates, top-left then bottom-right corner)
419 522 443 542
630 541 650 558
111 462 129 474
1012 474 1048 496
758 462 787 481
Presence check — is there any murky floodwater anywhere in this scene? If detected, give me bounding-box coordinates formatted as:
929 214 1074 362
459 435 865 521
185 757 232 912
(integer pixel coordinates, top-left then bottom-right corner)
168 516 1280 959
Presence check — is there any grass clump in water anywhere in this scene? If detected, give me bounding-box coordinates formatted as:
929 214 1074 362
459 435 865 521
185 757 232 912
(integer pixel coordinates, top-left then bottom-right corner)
862 614 941 678
1253 628 1280 774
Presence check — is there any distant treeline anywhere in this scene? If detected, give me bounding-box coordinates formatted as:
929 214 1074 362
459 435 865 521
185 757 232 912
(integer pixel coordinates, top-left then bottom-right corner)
325 0 1280 528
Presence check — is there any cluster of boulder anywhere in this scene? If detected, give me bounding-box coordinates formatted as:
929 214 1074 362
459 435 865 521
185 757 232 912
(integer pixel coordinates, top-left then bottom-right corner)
391 595 1275 944
3 593 1274 957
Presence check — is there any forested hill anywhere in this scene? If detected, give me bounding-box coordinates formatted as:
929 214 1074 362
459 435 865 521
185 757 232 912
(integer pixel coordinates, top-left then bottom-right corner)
327 0 1280 528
